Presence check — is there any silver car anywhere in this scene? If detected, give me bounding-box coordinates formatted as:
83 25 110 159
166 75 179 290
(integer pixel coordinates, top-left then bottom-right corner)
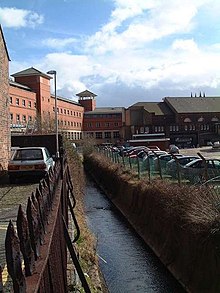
8 147 55 183
183 158 220 183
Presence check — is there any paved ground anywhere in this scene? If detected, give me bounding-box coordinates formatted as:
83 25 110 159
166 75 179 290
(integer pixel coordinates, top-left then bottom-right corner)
0 174 38 290
179 146 220 159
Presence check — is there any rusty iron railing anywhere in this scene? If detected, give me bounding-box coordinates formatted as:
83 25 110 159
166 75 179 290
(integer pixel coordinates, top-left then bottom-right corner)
3 154 91 293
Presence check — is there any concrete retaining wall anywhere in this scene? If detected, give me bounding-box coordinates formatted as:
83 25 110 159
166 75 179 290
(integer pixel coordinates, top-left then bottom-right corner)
84 153 220 293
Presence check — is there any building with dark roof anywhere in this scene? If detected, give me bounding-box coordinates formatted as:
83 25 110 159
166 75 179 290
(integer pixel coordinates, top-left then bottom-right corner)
126 96 220 148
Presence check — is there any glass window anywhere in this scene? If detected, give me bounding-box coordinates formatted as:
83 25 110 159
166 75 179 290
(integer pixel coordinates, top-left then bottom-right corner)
16 114 20 121
104 132 111 138
10 113 13 120
16 98 19 105
10 97 12 104
113 131 120 138
28 101 31 108
22 115 26 122
95 132 102 139
22 100 26 106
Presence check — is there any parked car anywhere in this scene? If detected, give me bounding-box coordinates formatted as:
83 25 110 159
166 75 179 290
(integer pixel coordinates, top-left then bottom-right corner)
8 147 55 183
166 155 199 178
183 158 220 183
153 153 183 171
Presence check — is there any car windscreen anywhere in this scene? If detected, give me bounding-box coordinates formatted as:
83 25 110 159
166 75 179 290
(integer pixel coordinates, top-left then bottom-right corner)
13 149 43 161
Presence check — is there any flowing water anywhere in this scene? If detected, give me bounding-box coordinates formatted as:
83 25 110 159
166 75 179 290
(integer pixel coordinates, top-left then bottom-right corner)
84 177 186 293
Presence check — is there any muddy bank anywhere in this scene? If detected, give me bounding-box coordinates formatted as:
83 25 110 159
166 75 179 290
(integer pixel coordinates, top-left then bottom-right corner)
84 153 220 293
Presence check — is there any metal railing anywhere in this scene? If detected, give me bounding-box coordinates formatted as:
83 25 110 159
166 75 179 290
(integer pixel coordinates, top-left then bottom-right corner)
1 155 91 293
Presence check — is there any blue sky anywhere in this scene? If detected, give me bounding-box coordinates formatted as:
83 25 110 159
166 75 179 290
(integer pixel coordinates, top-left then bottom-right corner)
1 0 220 107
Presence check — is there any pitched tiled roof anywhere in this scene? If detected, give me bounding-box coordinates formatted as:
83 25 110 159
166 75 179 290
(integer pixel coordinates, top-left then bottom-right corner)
76 90 97 97
130 102 173 116
164 97 220 113
12 67 50 79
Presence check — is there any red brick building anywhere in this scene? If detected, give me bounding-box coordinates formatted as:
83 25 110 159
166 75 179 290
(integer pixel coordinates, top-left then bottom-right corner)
0 26 10 170
10 67 84 140
126 96 220 148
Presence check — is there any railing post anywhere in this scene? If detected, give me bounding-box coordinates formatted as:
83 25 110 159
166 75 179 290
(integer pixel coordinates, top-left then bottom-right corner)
5 221 26 292
17 205 35 276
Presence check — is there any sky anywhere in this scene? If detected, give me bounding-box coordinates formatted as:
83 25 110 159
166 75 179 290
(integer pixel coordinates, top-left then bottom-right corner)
1 0 220 107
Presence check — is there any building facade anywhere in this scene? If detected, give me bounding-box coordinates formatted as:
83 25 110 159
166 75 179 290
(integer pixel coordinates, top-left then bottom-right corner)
10 67 84 140
126 96 220 148
0 26 10 170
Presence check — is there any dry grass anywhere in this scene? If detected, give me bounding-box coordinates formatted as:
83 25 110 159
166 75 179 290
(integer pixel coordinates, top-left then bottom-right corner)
65 142 107 292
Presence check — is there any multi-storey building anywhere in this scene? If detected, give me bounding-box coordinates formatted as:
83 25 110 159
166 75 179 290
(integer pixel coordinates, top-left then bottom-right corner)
10 67 84 140
126 96 220 148
77 90 126 144
0 26 10 170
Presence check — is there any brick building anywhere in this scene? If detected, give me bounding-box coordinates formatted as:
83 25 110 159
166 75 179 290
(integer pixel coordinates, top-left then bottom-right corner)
0 26 10 170
10 67 84 140
126 96 220 148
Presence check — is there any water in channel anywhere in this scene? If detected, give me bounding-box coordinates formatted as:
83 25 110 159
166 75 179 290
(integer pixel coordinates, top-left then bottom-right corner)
84 177 186 293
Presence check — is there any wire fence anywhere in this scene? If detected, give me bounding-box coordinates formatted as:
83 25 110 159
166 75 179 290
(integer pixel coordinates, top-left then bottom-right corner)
96 147 220 189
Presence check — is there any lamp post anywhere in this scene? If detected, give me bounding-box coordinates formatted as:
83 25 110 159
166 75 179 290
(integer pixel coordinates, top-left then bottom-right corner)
47 70 59 158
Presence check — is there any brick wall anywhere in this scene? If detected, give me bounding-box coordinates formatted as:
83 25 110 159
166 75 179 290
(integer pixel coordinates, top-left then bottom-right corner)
0 28 10 170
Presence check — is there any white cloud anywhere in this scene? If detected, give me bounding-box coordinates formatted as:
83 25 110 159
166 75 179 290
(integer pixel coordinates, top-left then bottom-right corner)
0 7 44 28
42 37 77 49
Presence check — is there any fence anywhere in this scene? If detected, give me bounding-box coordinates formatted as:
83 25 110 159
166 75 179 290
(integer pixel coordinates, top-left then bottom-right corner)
97 147 220 187
0 155 91 293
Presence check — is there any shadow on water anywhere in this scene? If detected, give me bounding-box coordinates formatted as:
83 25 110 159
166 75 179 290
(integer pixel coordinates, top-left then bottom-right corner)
84 176 186 293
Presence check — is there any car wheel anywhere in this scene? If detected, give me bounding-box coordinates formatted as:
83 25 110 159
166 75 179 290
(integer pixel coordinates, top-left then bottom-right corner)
9 176 16 184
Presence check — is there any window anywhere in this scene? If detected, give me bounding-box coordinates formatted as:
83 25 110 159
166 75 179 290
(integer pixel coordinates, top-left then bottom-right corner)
67 110 69 115
79 113 81 117
71 122 73 126
184 118 192 123
10 113 13 121
28 101 31 108
61 108 63 114
104 132 111 138
87 123 92 127
10 97 12 104
96 122 101 128
34 102 36 108
95 132 102 139
105 122 110 127
22 115 26 122
64 109 66 114
16 114 20 121
28 116 32 122
113 131 120 138
71 111 73 115
16 98 19 105
22 99 26 106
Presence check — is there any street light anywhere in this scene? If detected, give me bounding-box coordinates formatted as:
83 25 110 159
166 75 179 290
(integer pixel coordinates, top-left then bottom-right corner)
47 70 59 158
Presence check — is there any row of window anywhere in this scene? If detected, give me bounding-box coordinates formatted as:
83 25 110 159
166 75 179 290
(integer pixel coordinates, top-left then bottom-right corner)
85 131 120 139
183 117 219 123
63 132 82 140
84 113 121 118
11 113 33 123
58 120 82 128
10 97 36 108
169 124 210 132
86 122 119 128
53 107 82 117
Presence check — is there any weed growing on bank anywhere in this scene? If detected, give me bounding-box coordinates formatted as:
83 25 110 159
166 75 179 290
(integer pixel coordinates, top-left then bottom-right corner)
64 141 106 292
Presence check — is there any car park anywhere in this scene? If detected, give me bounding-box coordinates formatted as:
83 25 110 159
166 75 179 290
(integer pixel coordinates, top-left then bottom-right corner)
166 155 199 178
182 158 220 183
153 153 183 171
8 147 55 183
